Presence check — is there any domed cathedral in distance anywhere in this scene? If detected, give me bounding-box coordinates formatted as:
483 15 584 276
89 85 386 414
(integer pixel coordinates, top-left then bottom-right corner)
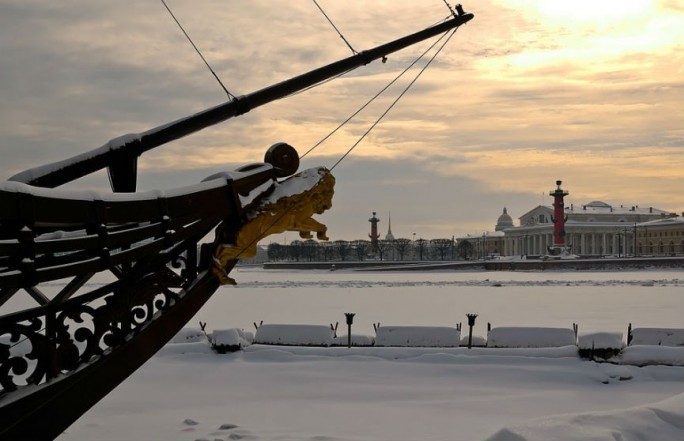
495 207 514 232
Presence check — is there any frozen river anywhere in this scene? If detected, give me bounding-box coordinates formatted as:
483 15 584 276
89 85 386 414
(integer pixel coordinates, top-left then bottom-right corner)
193 267 684 338
7 265 680 441
57 266 684 441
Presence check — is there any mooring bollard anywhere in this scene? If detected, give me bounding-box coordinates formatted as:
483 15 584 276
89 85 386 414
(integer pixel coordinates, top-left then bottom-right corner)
345 313 356 348
466 313 478 349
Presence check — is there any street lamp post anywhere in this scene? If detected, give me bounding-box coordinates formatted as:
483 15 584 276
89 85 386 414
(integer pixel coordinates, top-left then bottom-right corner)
466 313 478 349
482 232 487 260
344 313 355 348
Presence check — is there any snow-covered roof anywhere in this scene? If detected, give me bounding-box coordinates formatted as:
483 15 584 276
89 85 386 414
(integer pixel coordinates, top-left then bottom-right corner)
569 203 670 216
519 202 671 220
637 216 684 227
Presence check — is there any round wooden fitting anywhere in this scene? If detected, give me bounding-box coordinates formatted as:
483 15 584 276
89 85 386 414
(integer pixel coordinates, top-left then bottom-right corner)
265 142 300 177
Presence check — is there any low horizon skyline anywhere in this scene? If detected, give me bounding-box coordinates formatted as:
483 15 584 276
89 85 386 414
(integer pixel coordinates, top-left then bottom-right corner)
274 190 683 244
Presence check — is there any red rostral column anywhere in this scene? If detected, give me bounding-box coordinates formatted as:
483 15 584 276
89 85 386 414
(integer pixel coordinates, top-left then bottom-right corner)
368 212 380 251
550 180 569 247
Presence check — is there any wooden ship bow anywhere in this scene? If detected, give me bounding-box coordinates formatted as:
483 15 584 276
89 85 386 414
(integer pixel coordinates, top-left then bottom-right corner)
0 7 473 440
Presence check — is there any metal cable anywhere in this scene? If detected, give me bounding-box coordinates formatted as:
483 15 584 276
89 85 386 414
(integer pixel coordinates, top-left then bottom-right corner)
312 0 357 54
160 0 236 99
300 29 452 159
330 27 459 171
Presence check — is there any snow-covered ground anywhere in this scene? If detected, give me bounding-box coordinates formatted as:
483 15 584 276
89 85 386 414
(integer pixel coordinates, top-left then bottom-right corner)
58 268 684 441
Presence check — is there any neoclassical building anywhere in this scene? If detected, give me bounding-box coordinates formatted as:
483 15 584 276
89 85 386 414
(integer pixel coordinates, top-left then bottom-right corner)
636 216 684 256
456 208 510 258
458 202 683 258
501 201 680 257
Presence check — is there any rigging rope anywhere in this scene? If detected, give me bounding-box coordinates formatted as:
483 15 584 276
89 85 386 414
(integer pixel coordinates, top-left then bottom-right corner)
214 26 463 266
160 0 236 100
270 16 453 107
441 0 457 17
312 0 358 54
330 27 459 171
300 27 452 160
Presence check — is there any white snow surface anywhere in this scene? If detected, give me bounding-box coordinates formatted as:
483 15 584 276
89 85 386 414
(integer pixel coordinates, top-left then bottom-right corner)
616 346 684 367
55 268 684 441
375 325 461 347
487 327 577 348
262 167 327 204
254 324 335 346
630 328 684 346
331 334 375 346
211 328 254 348
578 331 624 350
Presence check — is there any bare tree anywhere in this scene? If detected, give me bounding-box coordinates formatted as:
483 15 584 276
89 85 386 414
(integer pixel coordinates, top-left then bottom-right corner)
288 240 304 261
334 240 351 261
430 238 452 261
352 240 370 261
376 239 391 261
267 243 284 261
321 241 335 262
456 240 475 260
414 238 428 260
393 238 412 261
302 239 319 261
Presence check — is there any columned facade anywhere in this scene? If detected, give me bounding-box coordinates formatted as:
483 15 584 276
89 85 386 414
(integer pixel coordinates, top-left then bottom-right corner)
468 199 681 259
505 224 638 257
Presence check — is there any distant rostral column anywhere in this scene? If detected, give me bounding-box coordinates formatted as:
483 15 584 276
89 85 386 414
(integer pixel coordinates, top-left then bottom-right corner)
368 212 380 251
549 180 569 254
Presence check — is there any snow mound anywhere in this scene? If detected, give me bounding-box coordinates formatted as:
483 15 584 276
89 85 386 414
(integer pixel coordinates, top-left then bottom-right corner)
375 326 461 347
170 328 207 344
487 327 576 348
616 345 684 366
331 334 375 347
630 327 684 346
460 335 487 347
577 332 624 359
578 332 623 349
210 328 253 352
253 324 334 346
484 392 684 441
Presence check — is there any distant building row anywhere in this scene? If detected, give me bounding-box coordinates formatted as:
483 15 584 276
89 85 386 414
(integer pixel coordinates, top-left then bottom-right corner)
459 198 684 258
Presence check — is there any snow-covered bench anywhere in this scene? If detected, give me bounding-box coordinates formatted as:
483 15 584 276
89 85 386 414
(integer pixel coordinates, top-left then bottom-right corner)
487 327 576 348
374 326 461 347
253 324 335 346
629 328 684 347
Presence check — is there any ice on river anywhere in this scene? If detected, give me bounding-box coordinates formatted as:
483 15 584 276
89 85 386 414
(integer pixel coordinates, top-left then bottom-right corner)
57 268 684 441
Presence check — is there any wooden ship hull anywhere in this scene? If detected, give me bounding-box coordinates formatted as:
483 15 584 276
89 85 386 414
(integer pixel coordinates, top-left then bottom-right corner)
0 9 473 440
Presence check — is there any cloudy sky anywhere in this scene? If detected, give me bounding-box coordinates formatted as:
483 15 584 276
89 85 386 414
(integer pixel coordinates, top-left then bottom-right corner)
1 1 682 241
